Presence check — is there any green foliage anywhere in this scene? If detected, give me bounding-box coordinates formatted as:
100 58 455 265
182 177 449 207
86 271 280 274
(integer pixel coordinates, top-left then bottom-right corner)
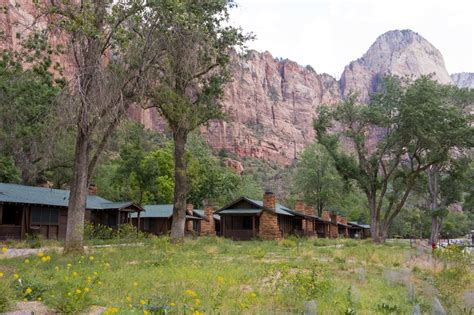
0 279 14 312
0 50 62 183
0 155 21 183
440 211 471 238
292 143 343 214
84 224 114 240
314 76 474 241
433 245 473 312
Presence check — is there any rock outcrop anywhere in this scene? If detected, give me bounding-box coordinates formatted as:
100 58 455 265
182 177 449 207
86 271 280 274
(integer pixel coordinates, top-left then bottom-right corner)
0 4 469 165
340 29 453 101
451 72 474 89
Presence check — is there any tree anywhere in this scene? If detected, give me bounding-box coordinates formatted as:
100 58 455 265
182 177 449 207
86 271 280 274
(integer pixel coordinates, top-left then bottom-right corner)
0 155 21 183
34 0 156 252
314 76 473 242
142 0 250 242
0 45 63 184
292 143 343 216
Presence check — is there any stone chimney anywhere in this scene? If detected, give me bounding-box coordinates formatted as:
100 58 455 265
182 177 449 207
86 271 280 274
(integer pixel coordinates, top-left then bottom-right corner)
340 216 348 225
200 200 216 236
295 200 306 214
303 205 316 234
321 210 331 221
259 192 281 240
304 206 315 217
330 213 339 238
88 184 97 196
263 191 276 210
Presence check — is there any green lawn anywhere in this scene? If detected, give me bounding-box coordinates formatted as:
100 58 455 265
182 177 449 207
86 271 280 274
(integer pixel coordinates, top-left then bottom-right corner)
0 237 472 314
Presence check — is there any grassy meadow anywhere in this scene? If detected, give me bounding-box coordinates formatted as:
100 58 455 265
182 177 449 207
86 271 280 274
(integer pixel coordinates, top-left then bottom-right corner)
0 237 473 314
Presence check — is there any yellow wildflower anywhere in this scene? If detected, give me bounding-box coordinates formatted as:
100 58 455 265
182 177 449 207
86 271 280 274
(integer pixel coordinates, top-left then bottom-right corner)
76 289 82 295
185 289 197 298
67 292 72 297
98 281 103 285
217 276 224 284
170 303 176 307
93 271 98 276
140 299 146 305
24 259 30 264
41 256 50 263
104 307 119 315
25 287 32 295
126 295 132 302
1 247 7 254
193 311 203 315
37 297 42 301
72 271 78 277
67 263 72 268
143 311 149 315
195 298 201 305
0 272 3 278
84 288 90 293
13 273 19 280
37 251 44 257
89 256 94 261
250 292 257 298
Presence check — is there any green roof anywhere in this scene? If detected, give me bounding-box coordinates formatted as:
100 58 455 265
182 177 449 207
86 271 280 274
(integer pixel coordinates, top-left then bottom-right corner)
130 205 203 219
218 209 262 215
0 183 140 211
249 199 294 216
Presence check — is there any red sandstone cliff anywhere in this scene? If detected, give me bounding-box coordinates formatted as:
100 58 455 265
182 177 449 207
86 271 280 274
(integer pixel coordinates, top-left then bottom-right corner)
1 4 464 165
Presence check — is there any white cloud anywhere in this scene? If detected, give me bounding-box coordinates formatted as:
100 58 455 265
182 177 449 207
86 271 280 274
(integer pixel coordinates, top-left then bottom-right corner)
230 0 474 79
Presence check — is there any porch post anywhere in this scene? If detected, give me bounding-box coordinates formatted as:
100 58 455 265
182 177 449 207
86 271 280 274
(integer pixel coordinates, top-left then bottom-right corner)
137 210 141 234
252 215 256 238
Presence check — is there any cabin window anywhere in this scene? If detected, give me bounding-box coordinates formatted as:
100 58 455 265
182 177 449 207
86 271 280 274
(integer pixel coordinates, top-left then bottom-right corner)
242 216 252 230
31 207 59 225
1 204 23 225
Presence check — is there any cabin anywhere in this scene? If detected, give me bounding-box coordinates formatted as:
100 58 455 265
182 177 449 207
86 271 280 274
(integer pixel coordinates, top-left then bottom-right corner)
348 222 371 239
0 183 143 240
130 203 216 236
215 192 321 241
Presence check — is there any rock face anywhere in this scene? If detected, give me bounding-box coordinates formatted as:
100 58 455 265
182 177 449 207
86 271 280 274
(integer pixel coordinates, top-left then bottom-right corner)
340 29 453 101
451 72 474 89
0 4 468 165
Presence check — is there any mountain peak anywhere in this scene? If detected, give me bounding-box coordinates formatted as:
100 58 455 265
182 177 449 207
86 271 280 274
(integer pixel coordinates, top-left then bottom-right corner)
340 29 453 99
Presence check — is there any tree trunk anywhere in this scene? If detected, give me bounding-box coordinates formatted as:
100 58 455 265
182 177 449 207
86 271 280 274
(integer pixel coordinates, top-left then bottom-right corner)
428 165 440 244
430 216 441 245
368 193 384 243
64 131 89 253
170 131 188 243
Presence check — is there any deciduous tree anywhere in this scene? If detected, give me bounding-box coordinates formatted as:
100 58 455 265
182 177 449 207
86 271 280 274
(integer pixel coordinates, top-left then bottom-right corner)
314 76 473 242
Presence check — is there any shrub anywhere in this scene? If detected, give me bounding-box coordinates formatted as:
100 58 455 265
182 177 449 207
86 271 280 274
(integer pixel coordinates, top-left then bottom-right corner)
116 224 144 240
84 223 114 240
0 279 14 312
14 276 48 301
279 239 296 248
24 233 42 248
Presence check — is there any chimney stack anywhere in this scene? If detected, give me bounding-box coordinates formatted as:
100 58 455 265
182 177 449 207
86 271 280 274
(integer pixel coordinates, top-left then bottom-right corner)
200 200 216 236
88 184 97 196
186 203 194 232
263 191 276 211
321 210 331 221
295 200 306 214
305 205 315 216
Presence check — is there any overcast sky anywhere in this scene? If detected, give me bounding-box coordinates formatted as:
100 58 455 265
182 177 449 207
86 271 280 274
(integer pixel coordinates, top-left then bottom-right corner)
230 0 474 79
